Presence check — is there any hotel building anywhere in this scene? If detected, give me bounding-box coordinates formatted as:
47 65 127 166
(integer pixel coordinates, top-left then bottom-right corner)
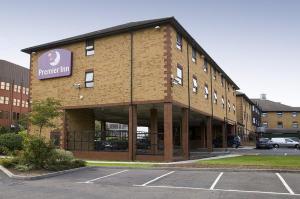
22 17 239 161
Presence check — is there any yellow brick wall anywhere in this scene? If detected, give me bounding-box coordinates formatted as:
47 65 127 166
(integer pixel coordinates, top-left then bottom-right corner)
236 96 254 132
262 112 300 128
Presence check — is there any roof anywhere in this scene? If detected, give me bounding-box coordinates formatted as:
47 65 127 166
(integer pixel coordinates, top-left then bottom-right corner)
251 98 300 112
21 17 239 89
236 91 259 107
0 60 29 86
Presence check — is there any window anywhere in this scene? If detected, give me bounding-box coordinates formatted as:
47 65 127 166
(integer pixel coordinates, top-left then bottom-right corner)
22 100 25 107
16 99 20 106
176 33 182 50
176 65 183 85
192 76 198 93
228 100 231 112
17 86 21 93
262 112 268 117
192 48 196 63
0 96 4 104
292 122 299 128
221 76 224 87
85 71 94 88
233 104 236 114
25 101 29 108
292 112 297 117
85 39 95 56
0 82 5 89
213 90 217 104
25 88 29 95
277 122 283 128
204 84 209 99
203 60 208 72
5 83 10 90
263 122 268 128
14 85 18 92
221 96 225 109
4 97 9 104
277 112 283 117
13 99 16 106
212 68 216 80
22 87 26 94
253 117 256 124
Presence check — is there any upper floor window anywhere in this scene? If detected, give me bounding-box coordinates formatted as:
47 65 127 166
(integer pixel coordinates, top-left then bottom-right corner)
203 60 208 72
212 68 216 80
26 88 29 95
13 99 16 106
0 96 4 104
22 100 25 107
192 76 198 93
85 39 95 56
16 99 20 106
252 117 256 124
233 104 236 114
4 97 9 104
292 112 297 117
221 96 225 109
85 71 94 88
25 101 29 108
262 112 268 117
228 100 231 112
176 64 183 85
262 122 268 128
221 76 224 87
192 48 196 63
292 122 299 128
277 121 283 128
0 82 5 90
204 84 209 99
17 86 21 93
14 85 18 92
277 112 283 117
22 87 26 94
213 90 217 104
5 83 10 90
176 33 182 50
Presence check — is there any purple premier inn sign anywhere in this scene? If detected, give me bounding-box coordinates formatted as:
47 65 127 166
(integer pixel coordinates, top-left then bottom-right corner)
37 49 72 80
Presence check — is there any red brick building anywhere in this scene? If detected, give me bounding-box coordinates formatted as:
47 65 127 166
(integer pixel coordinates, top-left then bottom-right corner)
0 60 29 128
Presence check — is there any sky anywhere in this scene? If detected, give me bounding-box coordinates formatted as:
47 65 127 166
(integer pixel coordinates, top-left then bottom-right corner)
1 0 300 106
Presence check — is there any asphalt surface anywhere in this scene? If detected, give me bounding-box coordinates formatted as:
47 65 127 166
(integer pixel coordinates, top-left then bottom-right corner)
0 167 299 199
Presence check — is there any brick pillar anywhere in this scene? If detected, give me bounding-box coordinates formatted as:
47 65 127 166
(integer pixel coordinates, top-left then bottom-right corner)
206 116 213 152
222 122 227 148
150 108 158 154
181 108 189 160
164 103 173 162
128 105 137 161
101 121 106 141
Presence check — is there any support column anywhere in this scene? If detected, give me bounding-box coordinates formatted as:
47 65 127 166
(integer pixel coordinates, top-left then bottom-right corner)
100 121 106 141
150 108 158 154
222 122 227 148
128 105 137 161
164 103 173 162
181 108 189 160
206 116 213 152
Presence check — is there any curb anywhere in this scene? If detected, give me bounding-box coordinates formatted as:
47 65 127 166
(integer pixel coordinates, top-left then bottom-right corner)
0 165 92 180
89 165 300 173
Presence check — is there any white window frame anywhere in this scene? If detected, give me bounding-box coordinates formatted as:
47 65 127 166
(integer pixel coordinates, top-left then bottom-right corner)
192 77 198 93
221 96 225 109
213 91 217 104
0 82 5 90
176 33 182 50
0 96 4 104
85 39 95 56
204 84 209 99
292 112 297 117
192 48 196 63
176 65 183 85
4 97 9 104
5 83 10 90
203 60 208 72
85 71 94 88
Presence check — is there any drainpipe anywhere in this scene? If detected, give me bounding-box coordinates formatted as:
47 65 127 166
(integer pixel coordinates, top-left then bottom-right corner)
186 44 190 158
130 32 134 160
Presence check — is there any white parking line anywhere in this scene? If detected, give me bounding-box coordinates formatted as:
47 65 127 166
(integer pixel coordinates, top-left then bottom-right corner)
276 173 295 195
209 172 223 190
135 185 300 196
140 171 175 186
78 170 128 184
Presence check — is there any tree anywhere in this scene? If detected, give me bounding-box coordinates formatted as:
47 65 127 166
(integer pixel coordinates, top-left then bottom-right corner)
29 98 62 136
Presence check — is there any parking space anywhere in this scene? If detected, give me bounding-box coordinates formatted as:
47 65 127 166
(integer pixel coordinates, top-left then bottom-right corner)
1 167 300 198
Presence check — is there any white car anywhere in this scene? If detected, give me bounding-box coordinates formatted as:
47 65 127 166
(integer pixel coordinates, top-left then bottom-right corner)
271 138 299 149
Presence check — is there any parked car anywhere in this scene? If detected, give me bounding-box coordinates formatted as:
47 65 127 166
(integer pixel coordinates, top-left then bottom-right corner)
270 138 299 149
256 138 273 149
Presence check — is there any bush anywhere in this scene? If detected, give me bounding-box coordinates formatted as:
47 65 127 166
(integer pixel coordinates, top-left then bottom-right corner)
44 149 85 171
1 158 19 168
20 135 53 169
0 133 23 153
14 164 34 172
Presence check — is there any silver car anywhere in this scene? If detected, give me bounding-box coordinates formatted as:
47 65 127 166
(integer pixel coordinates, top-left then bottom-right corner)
271 138 299 149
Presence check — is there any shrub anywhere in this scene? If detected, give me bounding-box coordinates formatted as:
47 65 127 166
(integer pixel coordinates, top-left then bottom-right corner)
20 135 53 169
14 164 34 172
0 133 23 152
1 158 19 168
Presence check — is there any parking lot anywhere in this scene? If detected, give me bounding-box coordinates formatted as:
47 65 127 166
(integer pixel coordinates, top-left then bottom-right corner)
1 167 300 199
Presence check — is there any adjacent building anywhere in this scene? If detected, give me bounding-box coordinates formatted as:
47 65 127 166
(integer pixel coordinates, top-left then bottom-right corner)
22 17 240 161
236 92 261 144
252 94 300 139
0 60 30 128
